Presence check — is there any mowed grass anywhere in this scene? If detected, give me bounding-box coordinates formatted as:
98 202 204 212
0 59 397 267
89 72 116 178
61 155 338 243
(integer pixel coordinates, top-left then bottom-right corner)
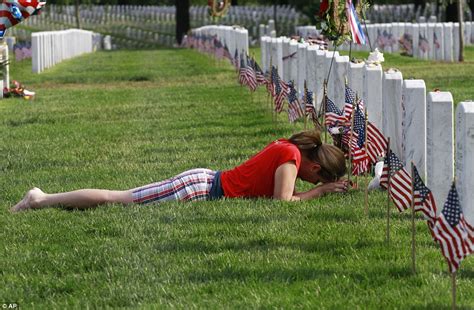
1 47 474 309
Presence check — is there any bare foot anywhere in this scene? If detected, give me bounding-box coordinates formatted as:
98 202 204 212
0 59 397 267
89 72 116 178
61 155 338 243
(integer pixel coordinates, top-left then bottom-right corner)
10 187 45 213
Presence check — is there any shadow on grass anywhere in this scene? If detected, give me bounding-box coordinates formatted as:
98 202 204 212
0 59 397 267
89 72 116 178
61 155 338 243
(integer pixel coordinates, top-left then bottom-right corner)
186 266 338 283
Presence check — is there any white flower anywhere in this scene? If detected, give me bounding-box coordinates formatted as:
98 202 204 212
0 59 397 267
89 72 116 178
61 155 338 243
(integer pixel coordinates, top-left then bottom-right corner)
367 48 384 64
321 21 328 31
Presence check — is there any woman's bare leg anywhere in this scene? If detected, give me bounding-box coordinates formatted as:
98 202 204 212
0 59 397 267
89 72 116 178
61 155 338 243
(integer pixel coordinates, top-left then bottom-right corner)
10 187 134 212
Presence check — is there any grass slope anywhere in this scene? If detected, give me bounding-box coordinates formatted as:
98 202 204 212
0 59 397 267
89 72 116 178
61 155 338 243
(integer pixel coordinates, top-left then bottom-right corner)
1 47 473 309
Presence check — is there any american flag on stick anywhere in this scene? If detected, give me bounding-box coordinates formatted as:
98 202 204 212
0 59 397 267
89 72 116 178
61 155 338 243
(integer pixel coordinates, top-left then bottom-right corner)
304 86 321 128
325 96 349 127
252 59 267 86
432 182 474 273
366 121 388 164
287 81 305 123
344 85 364 120
350 105 370 175
380 150 413 212
412 165 437 224
244 56 258 92
270 66 289 113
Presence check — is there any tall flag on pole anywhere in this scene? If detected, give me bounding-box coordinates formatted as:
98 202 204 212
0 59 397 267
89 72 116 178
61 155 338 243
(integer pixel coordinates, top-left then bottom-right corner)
412 165 437 224
432 182 474 273
380 150 413 212
346 0 366 45
287 81 305 123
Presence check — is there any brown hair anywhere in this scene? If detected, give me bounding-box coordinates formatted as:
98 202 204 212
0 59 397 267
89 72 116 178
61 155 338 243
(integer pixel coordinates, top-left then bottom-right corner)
289 130 346 181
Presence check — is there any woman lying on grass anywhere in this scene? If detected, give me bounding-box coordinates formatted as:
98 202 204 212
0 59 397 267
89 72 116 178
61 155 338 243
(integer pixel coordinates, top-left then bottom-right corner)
11 130 348 212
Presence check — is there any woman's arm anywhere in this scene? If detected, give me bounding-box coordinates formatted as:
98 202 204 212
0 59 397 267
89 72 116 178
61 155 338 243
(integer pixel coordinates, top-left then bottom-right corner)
273 162 348 201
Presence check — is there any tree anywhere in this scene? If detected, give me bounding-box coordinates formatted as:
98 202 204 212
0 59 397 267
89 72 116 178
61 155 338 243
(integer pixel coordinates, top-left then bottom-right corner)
176 0 190 45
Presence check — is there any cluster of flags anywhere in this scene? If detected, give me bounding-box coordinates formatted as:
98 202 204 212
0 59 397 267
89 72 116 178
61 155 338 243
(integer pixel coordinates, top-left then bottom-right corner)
186 31 474 274
379 148 474 273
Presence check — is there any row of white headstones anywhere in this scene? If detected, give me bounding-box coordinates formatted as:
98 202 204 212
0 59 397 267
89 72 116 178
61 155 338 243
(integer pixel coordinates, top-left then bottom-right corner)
296 22 474 62
31 29 101 74
190 25 249 64
257 33 473 223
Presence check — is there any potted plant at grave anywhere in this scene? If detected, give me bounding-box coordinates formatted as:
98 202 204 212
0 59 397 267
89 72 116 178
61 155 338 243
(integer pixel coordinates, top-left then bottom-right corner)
316 0 370 46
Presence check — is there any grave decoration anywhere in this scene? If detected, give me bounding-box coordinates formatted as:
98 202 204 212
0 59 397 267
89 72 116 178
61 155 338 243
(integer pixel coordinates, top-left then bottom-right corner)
207 0 230 19
317 0 370 46
0 0 46 38
3 80 35 100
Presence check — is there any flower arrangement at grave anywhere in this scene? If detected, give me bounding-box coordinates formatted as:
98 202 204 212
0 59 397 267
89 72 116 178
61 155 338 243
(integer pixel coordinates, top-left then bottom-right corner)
316 0 370 46
208 0 231 19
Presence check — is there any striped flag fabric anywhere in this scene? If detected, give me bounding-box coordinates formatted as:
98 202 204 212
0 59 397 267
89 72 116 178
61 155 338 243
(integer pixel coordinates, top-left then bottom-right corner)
252 59 267 86
304 88 321 128
412 165 437 224
238 54 247 86
380 150 413 212
270 66 289 113
366 121 388 164
432 183 474 273
287 81 305 123
350 105 370 175
344 85 364 119
0 0 46 38
345 0 366 45
325 97 349 127
245 56 258 91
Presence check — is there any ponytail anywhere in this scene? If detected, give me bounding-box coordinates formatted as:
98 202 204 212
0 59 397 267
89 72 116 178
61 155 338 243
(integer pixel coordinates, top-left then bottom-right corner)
289 130 346 181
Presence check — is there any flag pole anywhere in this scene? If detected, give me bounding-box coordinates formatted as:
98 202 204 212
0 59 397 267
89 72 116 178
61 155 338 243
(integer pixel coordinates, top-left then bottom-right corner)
304 80 308 130
323 80 328 143
452 271 457 310
386 137 391 246
268 57 273 113
364 107 369 216
348 101 356 186
410 161 416 275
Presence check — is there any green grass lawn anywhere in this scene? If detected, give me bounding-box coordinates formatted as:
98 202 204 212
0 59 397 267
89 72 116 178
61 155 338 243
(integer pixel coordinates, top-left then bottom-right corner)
1 47 474 309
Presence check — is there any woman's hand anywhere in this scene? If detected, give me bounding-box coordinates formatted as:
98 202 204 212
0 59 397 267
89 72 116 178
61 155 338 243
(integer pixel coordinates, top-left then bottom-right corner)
317 179 349 195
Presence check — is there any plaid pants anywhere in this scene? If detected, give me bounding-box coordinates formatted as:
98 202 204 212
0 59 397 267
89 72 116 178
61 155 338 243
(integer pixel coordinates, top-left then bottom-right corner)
132 169 216 204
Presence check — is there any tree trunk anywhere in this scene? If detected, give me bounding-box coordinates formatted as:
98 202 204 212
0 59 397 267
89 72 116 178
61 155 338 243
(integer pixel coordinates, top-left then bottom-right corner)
74 0 81 29
231 0 238 5
176 0 190 46
446 2 459 22
458 0 464 61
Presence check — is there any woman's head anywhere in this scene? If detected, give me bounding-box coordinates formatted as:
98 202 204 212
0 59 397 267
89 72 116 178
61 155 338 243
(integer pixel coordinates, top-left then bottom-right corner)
289 130 346 183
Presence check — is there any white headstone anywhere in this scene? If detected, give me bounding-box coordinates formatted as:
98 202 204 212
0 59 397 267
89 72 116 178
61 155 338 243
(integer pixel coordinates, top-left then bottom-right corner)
364 64 383 130
453 23 460 62
306 45 319 104
296 43 307 96
426 91 454 210
433 23 444 61
288 40 298 84
332 55 349 110
348 61 365 99
455 101 474 224
281 37 291 81
443 23 454 62
382 69 404 159
402 80 426 178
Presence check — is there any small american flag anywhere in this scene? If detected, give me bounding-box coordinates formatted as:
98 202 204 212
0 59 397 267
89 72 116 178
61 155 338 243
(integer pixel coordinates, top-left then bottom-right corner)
245 57 258 92
287 81 305 123
350 106 370 175
252 59 267 86
366 121 388 164
325 97 349 127
432 183 474 273
304 88 321 128
380 150 413 212
412 165 437 224
433 32 441 50
419 34 430 53
344 85 364 119
270 66 289 113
